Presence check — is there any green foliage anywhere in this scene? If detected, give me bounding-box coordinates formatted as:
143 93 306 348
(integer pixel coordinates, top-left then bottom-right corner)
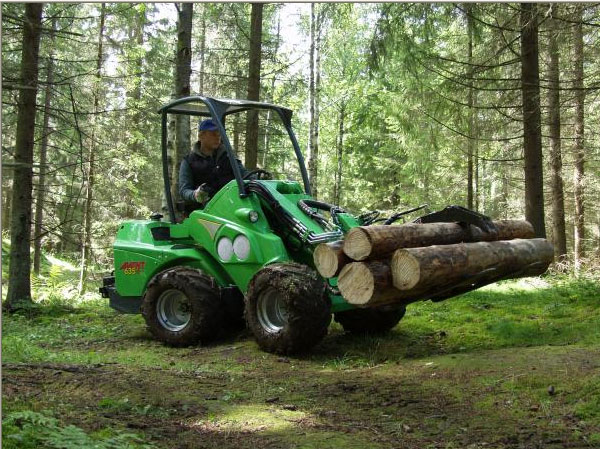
2 410 154 449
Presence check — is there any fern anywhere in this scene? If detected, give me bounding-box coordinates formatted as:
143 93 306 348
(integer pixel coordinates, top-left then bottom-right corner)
3 410 155 449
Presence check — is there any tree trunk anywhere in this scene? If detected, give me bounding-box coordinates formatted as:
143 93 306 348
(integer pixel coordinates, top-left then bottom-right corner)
547 5 567 262
520 3 546 238
78 3 106 294
333 102 345 205
314 240 350 278
3 180 12 233
261 13 280 168
391 239 554 291
466 3 476 211
5 3 43 311
172 2 193 210
245 3 263 170
572 5 586 270
343 220 535 261
33 17 57 275
308 3 317 197
234 69 243 152
198 9 206 94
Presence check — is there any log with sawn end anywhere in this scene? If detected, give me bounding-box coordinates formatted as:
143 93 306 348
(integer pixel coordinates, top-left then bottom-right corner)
313 240 349 278
338 238 553 308
391 238 554 292
337 260 411 307
343 220 535 261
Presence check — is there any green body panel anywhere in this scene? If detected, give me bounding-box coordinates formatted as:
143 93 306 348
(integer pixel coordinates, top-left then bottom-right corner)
336 213 361 232
113 179 361 313
114 221 231 297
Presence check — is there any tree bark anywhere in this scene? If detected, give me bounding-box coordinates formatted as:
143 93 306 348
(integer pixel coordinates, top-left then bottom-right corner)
308 3 319 198
333 102 345 205
520 3 546 238
3 180 12 233
466 3 476 211
5 3 43 311
343 220 535 261
198 8 206 94
314 240 350 278
245 3 263 169
547 5 567 262
391 238 554 291
78 3 106 294
33 16 57 275
261 13 280 168
572 5 586 270
339 239 553 308
172 2 193 209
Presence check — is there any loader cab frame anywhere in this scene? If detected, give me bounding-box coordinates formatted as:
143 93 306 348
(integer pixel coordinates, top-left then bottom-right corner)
158 96 312 224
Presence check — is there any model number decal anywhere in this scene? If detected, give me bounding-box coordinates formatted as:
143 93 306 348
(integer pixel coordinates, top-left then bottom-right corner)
120 261 146 275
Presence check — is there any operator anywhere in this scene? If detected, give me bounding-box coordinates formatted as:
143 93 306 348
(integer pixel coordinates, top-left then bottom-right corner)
178 119 247 212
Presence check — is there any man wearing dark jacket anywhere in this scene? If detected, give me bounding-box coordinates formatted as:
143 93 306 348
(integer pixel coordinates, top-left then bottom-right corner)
178 119 247 211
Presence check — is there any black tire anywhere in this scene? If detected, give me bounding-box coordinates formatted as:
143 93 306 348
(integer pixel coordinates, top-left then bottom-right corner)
334 305 406 335
141 266 223 347
245 263 331 355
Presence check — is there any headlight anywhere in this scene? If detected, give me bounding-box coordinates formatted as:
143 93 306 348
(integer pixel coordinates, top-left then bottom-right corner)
216 237 233 261
233 235 251 260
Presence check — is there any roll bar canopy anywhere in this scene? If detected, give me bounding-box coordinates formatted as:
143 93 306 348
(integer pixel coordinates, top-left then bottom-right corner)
158 96 310 223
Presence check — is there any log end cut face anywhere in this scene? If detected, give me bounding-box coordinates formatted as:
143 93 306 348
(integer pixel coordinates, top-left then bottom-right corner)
391 250 421 290
314 243 340 278
338 262 374 305
343 228 371 261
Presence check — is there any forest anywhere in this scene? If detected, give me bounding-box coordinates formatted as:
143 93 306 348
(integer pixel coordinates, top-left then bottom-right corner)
2 3 600 449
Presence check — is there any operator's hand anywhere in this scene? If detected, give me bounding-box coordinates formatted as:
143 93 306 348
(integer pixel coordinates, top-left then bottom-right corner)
194 183 209 203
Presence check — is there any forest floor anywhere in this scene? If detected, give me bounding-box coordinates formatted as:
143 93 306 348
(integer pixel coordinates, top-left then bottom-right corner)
2 270 600 449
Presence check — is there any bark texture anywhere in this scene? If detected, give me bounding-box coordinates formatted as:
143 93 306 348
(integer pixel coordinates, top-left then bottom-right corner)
547 5 567 261
572 6 586 269
245 3 263 169
520 3 546 238
391 238 554 291
172 3 193 207
343 220 535 261
34 17 57 275
6 3 43 310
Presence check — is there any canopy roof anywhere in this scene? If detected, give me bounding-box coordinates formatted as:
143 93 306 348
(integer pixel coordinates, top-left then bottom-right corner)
158 96 293 125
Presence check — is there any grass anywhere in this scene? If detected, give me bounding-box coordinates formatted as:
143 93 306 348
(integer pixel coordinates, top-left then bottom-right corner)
2 247 600 448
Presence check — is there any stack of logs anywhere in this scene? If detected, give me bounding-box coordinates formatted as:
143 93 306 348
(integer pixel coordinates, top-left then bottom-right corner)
313 220 554 308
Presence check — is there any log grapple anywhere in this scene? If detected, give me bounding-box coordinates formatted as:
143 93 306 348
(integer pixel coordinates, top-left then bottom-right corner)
101 97 553 354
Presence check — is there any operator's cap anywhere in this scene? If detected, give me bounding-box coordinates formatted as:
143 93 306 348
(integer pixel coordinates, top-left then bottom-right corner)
198 119 218 132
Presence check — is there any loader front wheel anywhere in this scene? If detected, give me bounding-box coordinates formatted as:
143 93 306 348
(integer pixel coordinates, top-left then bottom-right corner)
142 267 223 347
245 263 331 355
334 305 406 335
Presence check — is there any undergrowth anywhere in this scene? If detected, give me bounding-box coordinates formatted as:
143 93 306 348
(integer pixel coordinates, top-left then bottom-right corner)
2 410 155 449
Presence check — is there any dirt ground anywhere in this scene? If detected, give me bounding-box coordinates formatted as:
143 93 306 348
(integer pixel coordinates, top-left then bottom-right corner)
3 332 600 449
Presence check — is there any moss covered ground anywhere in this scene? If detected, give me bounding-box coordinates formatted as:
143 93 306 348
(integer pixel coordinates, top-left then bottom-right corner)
2 256 600 448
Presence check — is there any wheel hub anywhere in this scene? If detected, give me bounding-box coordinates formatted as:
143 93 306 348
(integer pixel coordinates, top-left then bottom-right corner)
256 287 288 333
156 289 191 332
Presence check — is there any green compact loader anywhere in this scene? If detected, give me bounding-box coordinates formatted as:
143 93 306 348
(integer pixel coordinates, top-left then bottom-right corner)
101 96 552 355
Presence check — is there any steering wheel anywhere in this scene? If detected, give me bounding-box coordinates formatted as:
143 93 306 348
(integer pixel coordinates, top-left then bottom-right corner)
243 169 273 180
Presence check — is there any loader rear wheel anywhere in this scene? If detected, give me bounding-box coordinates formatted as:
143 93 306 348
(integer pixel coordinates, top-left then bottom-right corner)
245 263 331 355
334 305 406 335
142 267 223 347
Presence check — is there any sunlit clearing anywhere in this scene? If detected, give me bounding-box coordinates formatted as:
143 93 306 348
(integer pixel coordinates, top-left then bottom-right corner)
44 254 78 271
190 404 303 432
483 277 552 293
